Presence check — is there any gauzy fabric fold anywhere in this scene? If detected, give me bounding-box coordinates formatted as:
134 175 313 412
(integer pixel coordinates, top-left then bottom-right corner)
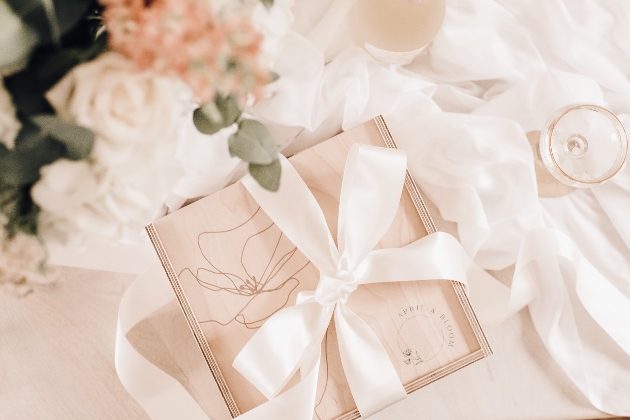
126 0 630 417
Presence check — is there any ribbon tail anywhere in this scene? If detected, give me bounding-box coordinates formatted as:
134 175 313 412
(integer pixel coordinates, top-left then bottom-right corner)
236 351 322 420
116 264 212 420
334 304 407 418
356 231 517 326
514 228 630 415
517 228 630 354
233 301 333 400
541 229 630 355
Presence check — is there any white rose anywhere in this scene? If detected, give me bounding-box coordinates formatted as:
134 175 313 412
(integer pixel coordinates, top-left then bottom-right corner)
46 52 183 148
32 144 183 246
30 159 111 244
36 52 188 245
0 79 21 149
31 159 99 216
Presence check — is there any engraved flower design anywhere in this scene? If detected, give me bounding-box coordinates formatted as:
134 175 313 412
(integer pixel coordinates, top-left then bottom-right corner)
181 207 312 329
402 348 424 365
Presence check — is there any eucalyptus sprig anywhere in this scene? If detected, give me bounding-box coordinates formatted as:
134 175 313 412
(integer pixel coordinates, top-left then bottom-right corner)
193 96 281 192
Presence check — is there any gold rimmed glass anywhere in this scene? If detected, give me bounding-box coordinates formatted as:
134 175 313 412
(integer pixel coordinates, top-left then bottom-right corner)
539 104 628 188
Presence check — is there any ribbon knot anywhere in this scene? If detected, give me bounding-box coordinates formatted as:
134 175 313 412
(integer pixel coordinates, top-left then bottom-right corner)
234 143 475 420
314 270 358 306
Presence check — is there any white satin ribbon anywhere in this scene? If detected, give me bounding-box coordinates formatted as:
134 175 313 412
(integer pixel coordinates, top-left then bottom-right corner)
115 264 213 420
232 144 485 419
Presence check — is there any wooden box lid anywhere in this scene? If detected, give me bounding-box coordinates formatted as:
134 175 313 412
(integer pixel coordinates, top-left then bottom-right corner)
147 116 491 420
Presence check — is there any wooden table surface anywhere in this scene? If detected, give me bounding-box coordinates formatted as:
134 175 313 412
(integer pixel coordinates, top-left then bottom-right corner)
0 265 624 420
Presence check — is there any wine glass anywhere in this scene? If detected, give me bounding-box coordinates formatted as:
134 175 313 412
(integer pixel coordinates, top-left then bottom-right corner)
538 104 628 190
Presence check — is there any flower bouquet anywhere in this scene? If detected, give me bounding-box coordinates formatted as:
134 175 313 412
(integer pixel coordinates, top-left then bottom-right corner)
0 0 291 294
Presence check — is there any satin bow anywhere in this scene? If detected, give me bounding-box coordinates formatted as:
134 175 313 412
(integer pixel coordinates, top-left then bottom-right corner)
234 144 476 419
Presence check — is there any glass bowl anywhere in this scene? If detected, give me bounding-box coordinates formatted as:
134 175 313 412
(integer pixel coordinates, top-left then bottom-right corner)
539 104 628 188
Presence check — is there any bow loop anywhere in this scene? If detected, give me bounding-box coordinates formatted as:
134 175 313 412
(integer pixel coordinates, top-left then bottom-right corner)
337 145 408 270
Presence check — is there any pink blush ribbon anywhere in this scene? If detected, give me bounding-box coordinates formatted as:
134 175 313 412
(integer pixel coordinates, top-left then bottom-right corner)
234 144 482 419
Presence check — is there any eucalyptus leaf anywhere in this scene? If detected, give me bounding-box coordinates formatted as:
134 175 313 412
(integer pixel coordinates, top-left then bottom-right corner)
5 0 93 44
0 185 39 237
4 0 50 43
193 107 223 135
193 95 242 135
216 95 242 126
228 119 278 165
261 0 274 9
31 114 94 159
38 33 108 90
13 119 45 150
0 134 65 186
52 0 93 37
0 0 39 74
249 159 281 192
4 62 55 116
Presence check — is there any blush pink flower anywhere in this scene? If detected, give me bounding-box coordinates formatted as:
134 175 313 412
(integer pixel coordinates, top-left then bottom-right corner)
101 0 271 103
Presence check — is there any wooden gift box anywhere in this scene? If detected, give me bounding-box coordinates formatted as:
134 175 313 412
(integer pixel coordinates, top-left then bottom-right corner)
147 116 492 420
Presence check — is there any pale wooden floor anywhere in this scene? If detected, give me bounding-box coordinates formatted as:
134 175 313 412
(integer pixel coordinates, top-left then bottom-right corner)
0 266 624 420
0 268 148 420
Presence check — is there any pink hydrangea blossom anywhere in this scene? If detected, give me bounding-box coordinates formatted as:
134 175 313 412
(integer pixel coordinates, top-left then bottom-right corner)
102 0 271 103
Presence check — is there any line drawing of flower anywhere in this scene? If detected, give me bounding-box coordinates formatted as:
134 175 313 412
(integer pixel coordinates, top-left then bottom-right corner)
179 206 312 329
402 349 425 366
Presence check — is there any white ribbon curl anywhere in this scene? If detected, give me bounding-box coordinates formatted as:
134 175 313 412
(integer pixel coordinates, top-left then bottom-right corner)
233 144 481 419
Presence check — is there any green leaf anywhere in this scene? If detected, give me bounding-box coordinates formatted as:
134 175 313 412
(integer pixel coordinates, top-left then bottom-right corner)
249 159 281 192
4 62 55 117
0 130 65 186
5 0 51 43
228 119 278 165
193 107 223 135
0 185 39 237
192 95 242 135
216 95 242 126
31 115 94 159
52 0 93 37
0 0 40 74
38 33 108 90
269 71 280 83
260 0 274 9
5 0 93 44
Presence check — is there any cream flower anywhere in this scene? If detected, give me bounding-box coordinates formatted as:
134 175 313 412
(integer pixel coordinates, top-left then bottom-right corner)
32 139 183 246
0 79 21 149
46 52 183 148
35 52 187 246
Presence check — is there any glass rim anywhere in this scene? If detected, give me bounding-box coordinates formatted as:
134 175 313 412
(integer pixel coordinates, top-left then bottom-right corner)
540 103 629 186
